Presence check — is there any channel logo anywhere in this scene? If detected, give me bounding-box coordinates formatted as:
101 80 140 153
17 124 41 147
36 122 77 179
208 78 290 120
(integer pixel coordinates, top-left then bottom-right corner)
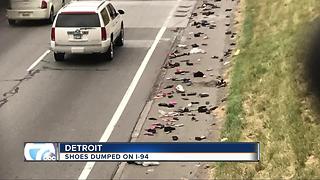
24 143 57 161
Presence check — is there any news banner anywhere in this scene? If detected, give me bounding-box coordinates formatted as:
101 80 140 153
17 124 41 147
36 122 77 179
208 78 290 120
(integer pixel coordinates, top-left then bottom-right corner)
24 142 259 162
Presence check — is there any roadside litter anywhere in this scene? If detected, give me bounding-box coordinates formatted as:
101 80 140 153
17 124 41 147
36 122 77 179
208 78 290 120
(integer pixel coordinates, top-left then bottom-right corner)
190 48 206 54
128 161 160 167
195 136 206 141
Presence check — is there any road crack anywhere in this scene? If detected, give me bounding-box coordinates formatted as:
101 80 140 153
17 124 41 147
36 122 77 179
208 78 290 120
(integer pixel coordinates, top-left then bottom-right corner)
0 69 40 108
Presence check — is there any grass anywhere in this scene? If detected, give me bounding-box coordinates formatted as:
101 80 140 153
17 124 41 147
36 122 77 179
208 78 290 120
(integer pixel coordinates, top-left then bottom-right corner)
214 0 320 179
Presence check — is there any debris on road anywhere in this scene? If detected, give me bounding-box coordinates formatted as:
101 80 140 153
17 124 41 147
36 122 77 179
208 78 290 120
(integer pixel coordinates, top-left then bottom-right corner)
234 49 241 56
199 93 209 98
195 136 207 141
175 85 185 93
190 47 206 54
131 0 235 174
193 71 205 77
220 138 228 142
172 135 179 141
128 161 160 167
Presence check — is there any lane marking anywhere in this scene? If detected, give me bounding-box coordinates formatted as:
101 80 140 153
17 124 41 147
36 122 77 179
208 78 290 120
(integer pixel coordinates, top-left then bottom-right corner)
78 0 181 179
27 50 50 72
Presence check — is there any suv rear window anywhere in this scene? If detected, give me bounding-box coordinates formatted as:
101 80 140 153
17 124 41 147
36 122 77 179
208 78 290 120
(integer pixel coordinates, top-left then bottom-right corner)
56 14 100 27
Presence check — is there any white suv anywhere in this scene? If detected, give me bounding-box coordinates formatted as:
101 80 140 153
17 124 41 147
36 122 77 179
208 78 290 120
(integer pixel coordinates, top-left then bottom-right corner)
50 1 125 61
7 0 66 25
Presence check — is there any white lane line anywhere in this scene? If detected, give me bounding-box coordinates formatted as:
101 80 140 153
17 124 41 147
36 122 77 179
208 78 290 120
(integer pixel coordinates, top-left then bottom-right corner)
78 0 181 179
26 50 50 72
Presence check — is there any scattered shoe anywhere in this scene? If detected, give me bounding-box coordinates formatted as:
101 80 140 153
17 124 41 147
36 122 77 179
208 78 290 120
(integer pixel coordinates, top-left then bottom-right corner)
195 136 206 141
193 71 205 77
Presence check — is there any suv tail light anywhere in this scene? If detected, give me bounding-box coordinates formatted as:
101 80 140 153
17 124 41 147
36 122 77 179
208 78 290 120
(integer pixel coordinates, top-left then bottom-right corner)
101 27 107 41
41 0 48 9
51 27 55 41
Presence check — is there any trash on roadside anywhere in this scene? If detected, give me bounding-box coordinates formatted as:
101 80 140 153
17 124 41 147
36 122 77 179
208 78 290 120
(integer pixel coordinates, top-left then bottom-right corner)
216 78 227 88
175 68 189 75
144 132 154 136
203 11 215 16
158 103 174 108
175 85 185 93
169 100 177 105
169 62 180 68
152 123 165 129
221 137 228 142
193 71 205 77
224 61 230 65
186 61 194 66
134 162 160 167
209 24 216 29
177 44 188 48
195 136 206 141
158 110 179 117
210 105 219 111
164 126 176 133
199 93 209 98
234 49 240 56
190 48 206 54
198 106 208 113
194 32 203 37
174 123 184 127
191 43 199 48
191 117 198 121
145 128 156 134
187 92 197 96
164 85 174 89
169 52 190 59
176 107 190 113
172 136 179 141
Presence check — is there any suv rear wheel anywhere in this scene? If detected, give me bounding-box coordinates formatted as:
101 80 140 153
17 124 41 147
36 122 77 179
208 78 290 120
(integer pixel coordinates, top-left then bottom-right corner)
54 53 65 61
115 24 124 46
105 40 114 61
48 8 54 24
8 19 16 26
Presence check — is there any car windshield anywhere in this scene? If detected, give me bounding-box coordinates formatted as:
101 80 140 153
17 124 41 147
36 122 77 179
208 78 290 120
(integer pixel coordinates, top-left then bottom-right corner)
56 14 100 27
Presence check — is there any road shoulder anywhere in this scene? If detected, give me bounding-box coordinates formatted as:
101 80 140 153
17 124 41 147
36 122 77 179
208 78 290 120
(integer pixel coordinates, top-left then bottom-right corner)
113 0 238 179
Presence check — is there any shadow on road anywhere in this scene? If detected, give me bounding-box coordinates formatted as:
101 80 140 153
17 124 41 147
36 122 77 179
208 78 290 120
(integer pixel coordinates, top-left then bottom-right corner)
9 20 51 27
61 54 110 66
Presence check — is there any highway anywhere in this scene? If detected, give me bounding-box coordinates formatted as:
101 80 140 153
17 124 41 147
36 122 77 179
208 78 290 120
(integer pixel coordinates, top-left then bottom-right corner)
0 0 191 179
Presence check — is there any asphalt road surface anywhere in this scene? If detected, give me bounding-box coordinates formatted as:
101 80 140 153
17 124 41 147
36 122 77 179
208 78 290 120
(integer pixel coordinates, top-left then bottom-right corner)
0 0 191 179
